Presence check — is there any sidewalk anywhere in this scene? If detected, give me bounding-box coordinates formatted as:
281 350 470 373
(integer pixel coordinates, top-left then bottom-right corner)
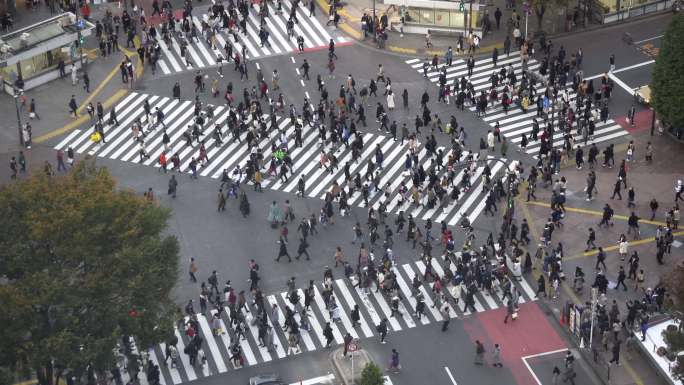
316 0 589 57
517 128 684 385
0 2 144 155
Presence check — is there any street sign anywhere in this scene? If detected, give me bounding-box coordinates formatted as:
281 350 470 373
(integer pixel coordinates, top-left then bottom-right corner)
523 2 532 15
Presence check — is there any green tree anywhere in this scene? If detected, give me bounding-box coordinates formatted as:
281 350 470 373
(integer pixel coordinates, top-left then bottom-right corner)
0 160 180 385
652 15 684 130
359 362 385 385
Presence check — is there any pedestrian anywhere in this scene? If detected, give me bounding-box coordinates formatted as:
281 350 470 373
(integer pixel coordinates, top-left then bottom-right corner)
56 149 67 172
323 322 334 347
296 237 310 260
616 266 627 291
595 247 607 271
492 344 502 367
441 304 450 331
68 95 78 117
189 257 198 282
618 234 628 261
609 53 615 72
474 340 485 365
350 304 360 327
83 72 90 93
388 349 400 373
503 298 516 323
609 341 621 365
276 238 292 262
611 178 622 200
585 228 597 251
343 332 353 357
650 198 659 220
71 65 78 86
168 174 178 198
377 318 388 344
9 156 17 179
28 98 40 119
551 366 561 385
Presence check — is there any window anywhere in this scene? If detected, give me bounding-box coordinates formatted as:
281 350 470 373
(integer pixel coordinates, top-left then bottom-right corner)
419 8 435 24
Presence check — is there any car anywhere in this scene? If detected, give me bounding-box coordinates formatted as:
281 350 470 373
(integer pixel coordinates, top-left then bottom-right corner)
635 85 651 105
249 374 284 385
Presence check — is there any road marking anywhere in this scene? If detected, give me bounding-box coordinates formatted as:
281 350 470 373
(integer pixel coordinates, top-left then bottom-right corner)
608 72 636 95
521 348 570 360
291 56 296 63
34 88 129 143
524 201 667 226
291 373 335 385
444 367 458 385
633 34 663 44
613 59 655 73
300 79 306 87
521 355 544 385
584 59 655 80
521 349 571 385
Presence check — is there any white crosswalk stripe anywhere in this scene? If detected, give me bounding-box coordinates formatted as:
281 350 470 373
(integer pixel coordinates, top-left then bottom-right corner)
154 2 349 75
405 51 630 154
123 254 537 384
56 93 516 228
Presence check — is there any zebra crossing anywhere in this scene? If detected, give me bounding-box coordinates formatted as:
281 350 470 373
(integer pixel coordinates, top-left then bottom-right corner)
155 0 349 75
121 253 537 385
404 52 629 154
55 92 512 227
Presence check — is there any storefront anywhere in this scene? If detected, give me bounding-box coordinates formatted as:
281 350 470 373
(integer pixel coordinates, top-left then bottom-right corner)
0 12 94 94
384 0 482 34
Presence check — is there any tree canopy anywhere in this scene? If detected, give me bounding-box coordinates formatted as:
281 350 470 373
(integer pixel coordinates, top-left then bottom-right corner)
360 362 385 385
0 160 180 385
652 15 684 130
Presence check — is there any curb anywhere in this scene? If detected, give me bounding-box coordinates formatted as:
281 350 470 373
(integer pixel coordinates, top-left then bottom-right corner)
321 0 672 59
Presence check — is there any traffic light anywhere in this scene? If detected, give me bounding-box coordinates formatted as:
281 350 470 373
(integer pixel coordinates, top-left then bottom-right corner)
459 0 465 11
79 35 86 45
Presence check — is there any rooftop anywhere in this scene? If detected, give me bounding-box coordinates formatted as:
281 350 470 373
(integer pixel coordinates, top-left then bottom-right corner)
0 13 93 58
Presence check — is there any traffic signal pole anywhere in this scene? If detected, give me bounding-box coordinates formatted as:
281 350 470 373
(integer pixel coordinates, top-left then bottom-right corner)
74 6 88 77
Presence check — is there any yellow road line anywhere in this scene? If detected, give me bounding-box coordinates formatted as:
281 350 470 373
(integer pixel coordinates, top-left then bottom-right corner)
564 230 684 261
525 201 667 227
339 23 362 40
388 45 416 54
76 58 122 114
35 48 145 144
33 89 129 143
519 194 645 385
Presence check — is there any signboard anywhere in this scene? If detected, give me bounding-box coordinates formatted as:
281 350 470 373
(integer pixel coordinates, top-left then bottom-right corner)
574 307 582 337
348 340 359 352
567 303 575 334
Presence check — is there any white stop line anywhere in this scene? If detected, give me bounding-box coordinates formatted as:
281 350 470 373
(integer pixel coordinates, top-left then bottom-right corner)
521 348 571 385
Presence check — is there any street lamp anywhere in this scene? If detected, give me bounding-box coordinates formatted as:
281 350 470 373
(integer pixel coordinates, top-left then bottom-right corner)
13 86 24 146
372 0 377 42
74 3 88 77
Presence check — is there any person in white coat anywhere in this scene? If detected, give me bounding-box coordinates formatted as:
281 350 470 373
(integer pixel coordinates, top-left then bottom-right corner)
71 65 78 86
618 234 628 261
387 90 395 111
487 130 495 151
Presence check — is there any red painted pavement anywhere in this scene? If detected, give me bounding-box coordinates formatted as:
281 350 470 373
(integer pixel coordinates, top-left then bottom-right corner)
616 109 654 133
462 302 567 385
